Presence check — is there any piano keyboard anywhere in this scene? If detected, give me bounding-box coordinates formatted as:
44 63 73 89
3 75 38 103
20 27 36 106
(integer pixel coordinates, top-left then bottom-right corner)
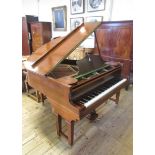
78 78 127 108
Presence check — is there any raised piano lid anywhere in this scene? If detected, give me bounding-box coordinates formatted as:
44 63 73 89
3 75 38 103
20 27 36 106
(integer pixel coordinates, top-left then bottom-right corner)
24 22 101 75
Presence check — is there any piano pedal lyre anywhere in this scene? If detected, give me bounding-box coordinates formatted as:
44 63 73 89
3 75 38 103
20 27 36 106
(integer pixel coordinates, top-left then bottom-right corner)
86 110 98 121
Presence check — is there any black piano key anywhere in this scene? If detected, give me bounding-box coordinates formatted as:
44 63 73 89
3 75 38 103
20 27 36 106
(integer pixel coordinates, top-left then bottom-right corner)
80 99 87 103
82 98 89 102
73 77 123 106
100 86 108 90
98 88 104 92
83 97 91 101
75 78 122 105
86 96 93 99
89 94 96 97
100 87 107 90
79 101 85 104
96 90 102 93
94 92 100 95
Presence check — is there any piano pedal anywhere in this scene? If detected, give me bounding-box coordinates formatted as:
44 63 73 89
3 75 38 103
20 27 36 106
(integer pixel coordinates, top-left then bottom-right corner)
86 110 98 121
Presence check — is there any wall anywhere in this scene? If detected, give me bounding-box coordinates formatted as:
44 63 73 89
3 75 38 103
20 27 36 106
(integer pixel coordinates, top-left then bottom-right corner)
22 0 133 47
22 0 38 16
38 0 113 38
111 0 133 20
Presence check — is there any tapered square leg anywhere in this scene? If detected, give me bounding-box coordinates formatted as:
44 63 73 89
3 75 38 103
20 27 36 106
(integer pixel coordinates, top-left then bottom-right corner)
36 90 40 103
109 91 121 104
66 120 74 145
56 114 62 136
115 91 120 104
56 114 74 145
40 93 45 105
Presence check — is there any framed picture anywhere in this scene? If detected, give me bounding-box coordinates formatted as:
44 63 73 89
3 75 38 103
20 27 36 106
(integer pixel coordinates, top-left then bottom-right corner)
70 0 84 14
52 6 67 31
70 17 84 31
87 0 106 12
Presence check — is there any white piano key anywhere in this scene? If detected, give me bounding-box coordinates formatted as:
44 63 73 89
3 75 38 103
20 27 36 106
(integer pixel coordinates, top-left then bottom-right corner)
84 78 127 108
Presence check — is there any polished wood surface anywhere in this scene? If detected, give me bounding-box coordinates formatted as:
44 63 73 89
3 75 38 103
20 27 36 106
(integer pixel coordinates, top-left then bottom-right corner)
25 22 101 75
94 21 133 80
27 65 127 145
25 22 129 145
22 17 30 56
31 22 52 52
22 15 38 55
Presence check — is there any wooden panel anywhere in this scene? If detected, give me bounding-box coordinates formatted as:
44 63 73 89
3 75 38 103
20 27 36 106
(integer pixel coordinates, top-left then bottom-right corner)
27 71 81 115
94 21 133 79
22 17 30 55
22 15 38 55
42 23 52 43
95 28 132 59
31 22 52 52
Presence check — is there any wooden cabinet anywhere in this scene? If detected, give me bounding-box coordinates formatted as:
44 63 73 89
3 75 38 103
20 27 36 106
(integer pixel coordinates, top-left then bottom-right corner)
30 22 52 52
94 21 133 82
22 15 38 55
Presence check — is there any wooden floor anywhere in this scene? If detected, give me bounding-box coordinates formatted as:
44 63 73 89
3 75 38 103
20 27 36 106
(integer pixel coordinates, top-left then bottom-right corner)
22 86 133 155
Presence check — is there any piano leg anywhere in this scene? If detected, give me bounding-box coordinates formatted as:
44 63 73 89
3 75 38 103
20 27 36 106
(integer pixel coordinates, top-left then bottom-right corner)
25 80 29 94
66 120 74 146
125 85 129 90
109 91 120 104
40 93 46 105
56 114 74 145
56 114 62 137
35 91 40 103
115 91 120 104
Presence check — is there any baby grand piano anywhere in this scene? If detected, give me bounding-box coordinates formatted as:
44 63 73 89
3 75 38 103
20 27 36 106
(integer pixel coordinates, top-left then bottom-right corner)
24 22 128 145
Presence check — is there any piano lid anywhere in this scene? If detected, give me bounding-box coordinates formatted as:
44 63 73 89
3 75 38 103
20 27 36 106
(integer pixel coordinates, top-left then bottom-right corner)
24 22 101 75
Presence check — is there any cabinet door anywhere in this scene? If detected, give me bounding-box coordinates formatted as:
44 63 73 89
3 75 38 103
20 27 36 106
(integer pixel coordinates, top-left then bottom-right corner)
31 22 52 52
31 23 43 52
42 23 52 44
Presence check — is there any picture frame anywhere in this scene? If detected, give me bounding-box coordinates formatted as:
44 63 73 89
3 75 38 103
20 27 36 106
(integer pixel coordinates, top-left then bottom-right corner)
87 0 106 12
70 0 84 14
52 6 67 31
70 17 84 31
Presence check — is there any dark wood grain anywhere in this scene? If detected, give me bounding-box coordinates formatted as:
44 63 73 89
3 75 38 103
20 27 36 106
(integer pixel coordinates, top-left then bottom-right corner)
22 17 31 55
94 21 133 81
22 15 38 55
31 22 52 52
